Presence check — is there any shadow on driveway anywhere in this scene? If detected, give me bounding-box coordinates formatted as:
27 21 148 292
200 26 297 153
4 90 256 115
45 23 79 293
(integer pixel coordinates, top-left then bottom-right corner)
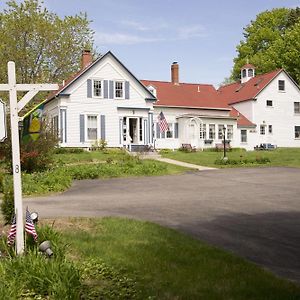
175 211 300 283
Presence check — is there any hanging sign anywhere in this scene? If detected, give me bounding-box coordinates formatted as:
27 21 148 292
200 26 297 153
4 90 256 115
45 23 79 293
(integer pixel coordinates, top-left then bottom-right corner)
0 99 7 142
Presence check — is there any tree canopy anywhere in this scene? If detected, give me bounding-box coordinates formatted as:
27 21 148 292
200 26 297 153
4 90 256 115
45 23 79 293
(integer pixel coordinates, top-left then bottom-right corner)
232 7 300 83
0 0 95 87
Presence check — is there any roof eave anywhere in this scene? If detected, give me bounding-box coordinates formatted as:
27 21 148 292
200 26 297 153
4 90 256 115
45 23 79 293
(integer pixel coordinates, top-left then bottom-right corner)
154 104 231 111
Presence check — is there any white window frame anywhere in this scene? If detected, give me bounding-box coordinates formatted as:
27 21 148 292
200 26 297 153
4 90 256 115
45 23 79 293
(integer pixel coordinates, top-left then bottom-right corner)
86 114 99 141
218 124 224 140
114 80 125 99
199 123 206 139
294 102 300 114
92 79 103 98
241 129 247 143
166 123 173 139
278 80 285 92
295 126 300 139
227 125 233 140
209 124 215 140
260 125 266 135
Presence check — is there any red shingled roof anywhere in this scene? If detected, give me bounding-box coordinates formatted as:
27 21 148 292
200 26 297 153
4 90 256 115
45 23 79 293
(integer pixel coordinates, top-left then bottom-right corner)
141 80 229 109
218 69 282 105
230 108 255 127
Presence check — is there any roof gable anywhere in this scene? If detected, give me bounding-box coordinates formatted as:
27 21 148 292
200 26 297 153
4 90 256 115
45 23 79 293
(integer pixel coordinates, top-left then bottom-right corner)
218 69 283 105
46 51 156 103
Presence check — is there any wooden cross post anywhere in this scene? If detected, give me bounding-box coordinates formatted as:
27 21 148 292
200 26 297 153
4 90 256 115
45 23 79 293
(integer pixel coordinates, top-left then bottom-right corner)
0 62 58 255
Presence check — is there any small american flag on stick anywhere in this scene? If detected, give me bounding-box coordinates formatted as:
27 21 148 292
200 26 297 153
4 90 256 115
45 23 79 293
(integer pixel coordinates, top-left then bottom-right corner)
7 215 17 246
158 112 169 132
25 207 38 241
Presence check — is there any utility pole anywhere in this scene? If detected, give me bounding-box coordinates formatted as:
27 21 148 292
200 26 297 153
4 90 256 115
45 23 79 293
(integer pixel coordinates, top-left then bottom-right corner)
0 62 58 254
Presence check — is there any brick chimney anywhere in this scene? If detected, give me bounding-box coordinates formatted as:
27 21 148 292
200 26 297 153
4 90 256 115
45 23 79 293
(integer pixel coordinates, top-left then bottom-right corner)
171 62 179 85
81 49 92 69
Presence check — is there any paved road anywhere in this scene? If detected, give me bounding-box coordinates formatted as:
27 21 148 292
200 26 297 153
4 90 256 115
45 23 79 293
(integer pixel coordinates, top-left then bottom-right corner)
25 167 300 283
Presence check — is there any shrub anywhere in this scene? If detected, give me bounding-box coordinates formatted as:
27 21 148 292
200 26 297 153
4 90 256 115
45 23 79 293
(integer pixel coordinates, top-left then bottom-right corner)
215 156 271 166
91 139 107 151
159 148 172 154
1 177 14 224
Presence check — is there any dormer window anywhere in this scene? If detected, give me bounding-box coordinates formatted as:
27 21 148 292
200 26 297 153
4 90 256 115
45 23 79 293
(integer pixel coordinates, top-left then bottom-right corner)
147 85 157 97
248 69 254 77
242 69 247 78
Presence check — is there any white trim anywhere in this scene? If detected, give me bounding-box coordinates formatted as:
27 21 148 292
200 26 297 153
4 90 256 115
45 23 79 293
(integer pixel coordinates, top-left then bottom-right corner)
85 114 100 142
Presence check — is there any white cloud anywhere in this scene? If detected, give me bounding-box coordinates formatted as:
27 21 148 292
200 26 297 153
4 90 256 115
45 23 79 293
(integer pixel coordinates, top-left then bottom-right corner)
95 32 164 45
120 19 170 32
177 25 207 39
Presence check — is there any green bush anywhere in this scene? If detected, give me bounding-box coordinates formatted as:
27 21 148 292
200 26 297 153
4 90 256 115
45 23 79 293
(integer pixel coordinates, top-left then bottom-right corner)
159 148 172 154
215 156 271 166
1 177 14 224
90 139 107 151
0 171 4 193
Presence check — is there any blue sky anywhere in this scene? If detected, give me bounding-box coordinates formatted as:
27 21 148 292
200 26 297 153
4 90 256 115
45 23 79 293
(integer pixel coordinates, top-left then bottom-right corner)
1 0 299 86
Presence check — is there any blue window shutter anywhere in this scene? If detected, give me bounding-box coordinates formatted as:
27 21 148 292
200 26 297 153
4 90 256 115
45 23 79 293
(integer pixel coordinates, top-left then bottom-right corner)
125 81 130 99
109 80 114 99
104 80 108 98
87 79 92 98
101 115 106 140
175 123 178 138
80 114 85 143
156 123 160 139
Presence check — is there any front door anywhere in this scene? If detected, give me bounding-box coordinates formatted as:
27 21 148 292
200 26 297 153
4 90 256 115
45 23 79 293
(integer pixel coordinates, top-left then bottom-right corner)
129 118 138 143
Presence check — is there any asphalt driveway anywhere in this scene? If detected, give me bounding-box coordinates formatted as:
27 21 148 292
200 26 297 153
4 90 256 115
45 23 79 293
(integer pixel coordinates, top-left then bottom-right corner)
25 167 300 283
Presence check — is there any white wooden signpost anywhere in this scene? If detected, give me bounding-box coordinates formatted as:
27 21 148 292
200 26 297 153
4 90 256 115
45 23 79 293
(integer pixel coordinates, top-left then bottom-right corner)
0 62 58 255
0 99 7 142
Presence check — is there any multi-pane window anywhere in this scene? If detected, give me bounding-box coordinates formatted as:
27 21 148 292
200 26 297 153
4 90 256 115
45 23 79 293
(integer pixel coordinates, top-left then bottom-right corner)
260 125 265 135
115 81 124 98
278 80 285 91
248 69 254 77
268 125 273 134
241 130 247 143
87 115 98 140
295 126 300 139
266 100 273 107
51 115 58 137
166 123 173 138
294 102 300 114
139 118 143 141
199 123 206 139
218 125 224 139
227 125 233 140
209 124 215 139
93 80 102 97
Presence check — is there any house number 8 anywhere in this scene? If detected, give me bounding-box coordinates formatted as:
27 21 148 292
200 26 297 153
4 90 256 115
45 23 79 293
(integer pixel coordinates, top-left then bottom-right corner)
15 165 20 173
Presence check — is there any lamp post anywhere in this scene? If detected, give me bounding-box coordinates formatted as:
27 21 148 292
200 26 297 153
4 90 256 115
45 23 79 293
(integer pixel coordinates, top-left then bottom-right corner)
223 126 227 159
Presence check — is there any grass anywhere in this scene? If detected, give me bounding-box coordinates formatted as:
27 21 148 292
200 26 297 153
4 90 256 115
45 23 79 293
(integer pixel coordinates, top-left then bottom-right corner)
1 150 188 197
161 148 300 168
58 217 300 299
0 217 299 298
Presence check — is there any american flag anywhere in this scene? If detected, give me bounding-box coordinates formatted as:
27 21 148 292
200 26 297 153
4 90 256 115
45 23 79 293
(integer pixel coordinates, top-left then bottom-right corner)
158 112 169 132
7 215 16 246
25 207 38 241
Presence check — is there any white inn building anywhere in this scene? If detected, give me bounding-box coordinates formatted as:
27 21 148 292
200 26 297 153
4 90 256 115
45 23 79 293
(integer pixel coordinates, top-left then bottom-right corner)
43 51 300 151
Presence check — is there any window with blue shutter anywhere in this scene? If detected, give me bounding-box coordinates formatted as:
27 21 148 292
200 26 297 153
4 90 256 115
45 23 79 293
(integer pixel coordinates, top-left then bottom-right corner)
125 81 130 99
103 80 108 98
100 115 106 140
87 79 92 98
80 114 85 142
109 81 114 99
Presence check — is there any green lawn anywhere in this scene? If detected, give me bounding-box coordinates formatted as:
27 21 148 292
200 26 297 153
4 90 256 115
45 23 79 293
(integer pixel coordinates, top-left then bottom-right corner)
161 148 300 168
57 217 300 299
